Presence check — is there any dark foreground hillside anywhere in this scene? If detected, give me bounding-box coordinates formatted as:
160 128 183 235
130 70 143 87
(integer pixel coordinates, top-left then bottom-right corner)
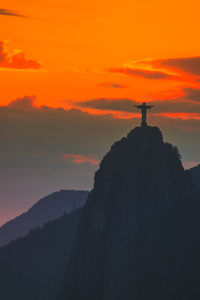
0 190 88 247
0 208 82 300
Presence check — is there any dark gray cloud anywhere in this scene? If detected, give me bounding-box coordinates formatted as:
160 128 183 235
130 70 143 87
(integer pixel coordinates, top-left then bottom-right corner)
0 100 134 156
8 95 36 110
98 82 128 89
77 97 200 114
0 9 27 18
106 56 200 82
153 57 200 76
106 67 175 80
183 88 200 103
78 98 138 112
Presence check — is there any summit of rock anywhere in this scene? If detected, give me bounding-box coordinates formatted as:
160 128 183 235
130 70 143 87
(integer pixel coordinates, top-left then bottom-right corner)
94 126 182 191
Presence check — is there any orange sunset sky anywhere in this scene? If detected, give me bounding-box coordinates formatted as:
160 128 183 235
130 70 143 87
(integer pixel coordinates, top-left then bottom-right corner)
1 0 200 115
1 0 200 225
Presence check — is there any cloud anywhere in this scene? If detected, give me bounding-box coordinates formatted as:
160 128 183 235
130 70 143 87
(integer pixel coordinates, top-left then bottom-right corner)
0 41 42 70
105 56 200 82
78 98 138 112
152 57 200 76
8 95 36 110
63 154 99 165
0 9 27 18
183 88 200 103
106 67 175 80
152 99 200 114
130 57 200 79
76 97 200 114
0 96 137 156
98 82 128 89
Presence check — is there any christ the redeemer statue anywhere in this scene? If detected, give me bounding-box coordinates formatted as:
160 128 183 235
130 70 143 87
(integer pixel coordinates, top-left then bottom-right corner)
135 102 154 127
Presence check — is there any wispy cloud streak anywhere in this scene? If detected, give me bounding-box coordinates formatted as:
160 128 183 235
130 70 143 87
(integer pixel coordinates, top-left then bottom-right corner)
0 9 27 18
63 154 99 165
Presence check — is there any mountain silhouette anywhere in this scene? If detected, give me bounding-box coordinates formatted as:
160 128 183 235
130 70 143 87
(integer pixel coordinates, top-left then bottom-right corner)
0 190 88 247
58 126 200 300
0 208 82 300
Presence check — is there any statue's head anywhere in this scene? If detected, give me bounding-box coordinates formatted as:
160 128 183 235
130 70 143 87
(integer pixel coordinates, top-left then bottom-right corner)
143 102 146 105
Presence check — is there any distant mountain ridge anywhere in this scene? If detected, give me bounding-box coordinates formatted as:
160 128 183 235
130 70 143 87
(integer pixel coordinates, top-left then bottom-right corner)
0 190 88 247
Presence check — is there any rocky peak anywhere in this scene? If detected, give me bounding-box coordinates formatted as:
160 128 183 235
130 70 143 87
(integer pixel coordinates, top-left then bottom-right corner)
58 126 200 300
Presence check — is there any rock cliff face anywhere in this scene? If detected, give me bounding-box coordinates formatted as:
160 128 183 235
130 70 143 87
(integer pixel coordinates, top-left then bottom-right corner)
58 126 200 300
187 164 200 191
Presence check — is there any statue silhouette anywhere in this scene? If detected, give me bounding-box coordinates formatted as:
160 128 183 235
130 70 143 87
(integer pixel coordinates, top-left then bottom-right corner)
135 102 154 127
